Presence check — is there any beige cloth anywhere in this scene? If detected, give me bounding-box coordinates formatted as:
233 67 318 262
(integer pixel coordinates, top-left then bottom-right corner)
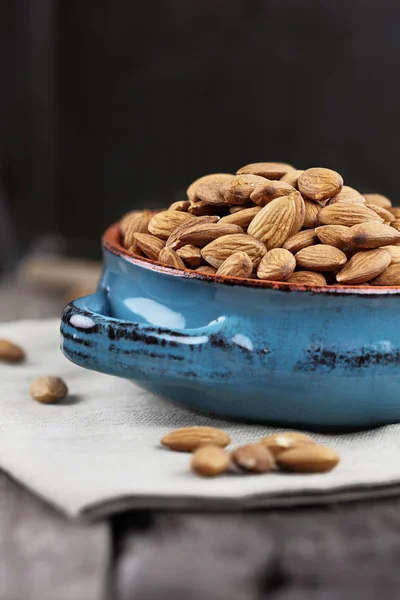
0 319 400 519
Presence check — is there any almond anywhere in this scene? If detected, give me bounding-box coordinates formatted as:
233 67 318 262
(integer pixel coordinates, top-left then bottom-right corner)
232 443 275 473
29 376 68 404
219 206 261 228
188 200 223 216
169 200 190 212
161 426 231 452
122 210 152 249
247 194 297 249
336 248 391 284
303 199 322 228
391 219 400 232
191 446 231 477
363 193 392 209
286 271 327 286
0 339 25 363
289 191 306 235
166 215 220 249
380 245 400 264
148 210 193 240
298 168 343 201
158 247 186 269
315 225 350 249
216 251 253 278
194 265 217 275
280 169 304 188
340 222 400 249
196 180 227 205
259 432 315 457
167 222 243 250
237 162 295 180
283 229 318 253
277 445 340 473
133 233 166 260
295 245 347 271
372 264 400 285
186 173 233 201
366 204 394 222
249 180 296 206
391 207 400 219
201 234 267 268
176 245 202 268
257 248 296 281
328 186 365 204
220 174 268 205
317 203 383 227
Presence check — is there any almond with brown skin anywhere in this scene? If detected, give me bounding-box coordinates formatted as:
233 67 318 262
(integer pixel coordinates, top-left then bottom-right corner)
194 265 217 275
280 169 304 188
295 245 347 271
220 174 268 205
216 251 253 278
340 222 400 249
303 199 322 228
380 245 400 264
169 200 190 211
166 215 220 249
391 207 400 219
0 339 25 363
188 200 223 216
336 248 391 284
168 222 243 250
366 204 394 222
237 162 295 180
249 180 296 206
201 234 267 268
29 376 68 404
191 446 231 477
289 191 306 236
328 186 365 204
257 248 296 281
315 225 350 249
283 229 318 253
286 271 327 286
176 245 202 268
363 193 392 209
298 168 343 201
372 264 400 285
317 203 383 227
133 233 166 260
122 210 152 249
247 194 297 249
259 432 315 457
158 247 186 269
277 445 340 473
232 443 275 473
196 180 227 205
161 426 231 452
219 206 261 228
148 210 193 240
186 173 233 201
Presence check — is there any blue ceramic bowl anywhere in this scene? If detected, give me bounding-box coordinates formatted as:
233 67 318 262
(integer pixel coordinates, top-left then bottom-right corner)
61 222 400 428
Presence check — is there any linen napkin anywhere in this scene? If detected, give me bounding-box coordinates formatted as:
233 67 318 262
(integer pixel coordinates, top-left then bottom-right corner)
1 318 400 519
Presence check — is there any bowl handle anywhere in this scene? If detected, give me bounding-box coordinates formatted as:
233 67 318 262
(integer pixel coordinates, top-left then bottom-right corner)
60 290 232 378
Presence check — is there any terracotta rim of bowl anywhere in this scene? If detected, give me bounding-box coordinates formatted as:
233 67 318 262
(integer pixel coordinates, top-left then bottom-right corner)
103 222 400 295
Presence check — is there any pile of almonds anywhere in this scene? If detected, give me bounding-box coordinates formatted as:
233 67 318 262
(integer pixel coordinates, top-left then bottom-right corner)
161 426 340 477
121 163 400 285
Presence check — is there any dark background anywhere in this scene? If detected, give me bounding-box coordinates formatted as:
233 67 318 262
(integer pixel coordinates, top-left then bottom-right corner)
1 0 400 260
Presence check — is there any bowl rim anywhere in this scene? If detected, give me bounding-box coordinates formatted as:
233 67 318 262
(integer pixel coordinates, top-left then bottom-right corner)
103 222 400 295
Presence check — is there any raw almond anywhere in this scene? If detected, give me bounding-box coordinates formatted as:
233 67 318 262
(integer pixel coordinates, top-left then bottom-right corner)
176 245 202 268
328 186 365 204
391 219 400 232
191 446 231 477
391 207 400 219
237 162 295 180
161 426 231 452
257 248 296 281
122 210 152 249
186 173 233 201
289 191 306 235
232 443 275 473
219 206 261 228
220 174 268 204
286 271 327 286
303 199 322 228
166 215 220 249
277 445 340 473
317 203 383 227
372 264 400 285
0 339 25 363
336 248 391 284
283 229 318 253
169 200 190 211
188 200 223 216
340 222 400 249
366 204 394 222
202 234 267 268
363 193 392 209
315 225 350 249
194 265 217 275
158 247 186 269
259 432 315 457
148 210 193 239
280 169 304 188
247 195 297 249
298 168 343 201
29 376 68 404
168 222 243 250
216 251 253 278
295 245 347 271
380 245 400 264
249 180 296 206
133 233 166 260
196 180 228 205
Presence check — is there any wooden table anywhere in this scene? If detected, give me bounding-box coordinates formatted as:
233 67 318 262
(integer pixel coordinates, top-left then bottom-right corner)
2 282 400 599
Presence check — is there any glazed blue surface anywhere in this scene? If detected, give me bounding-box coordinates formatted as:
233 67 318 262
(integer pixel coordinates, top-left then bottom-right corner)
60 237 400 427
